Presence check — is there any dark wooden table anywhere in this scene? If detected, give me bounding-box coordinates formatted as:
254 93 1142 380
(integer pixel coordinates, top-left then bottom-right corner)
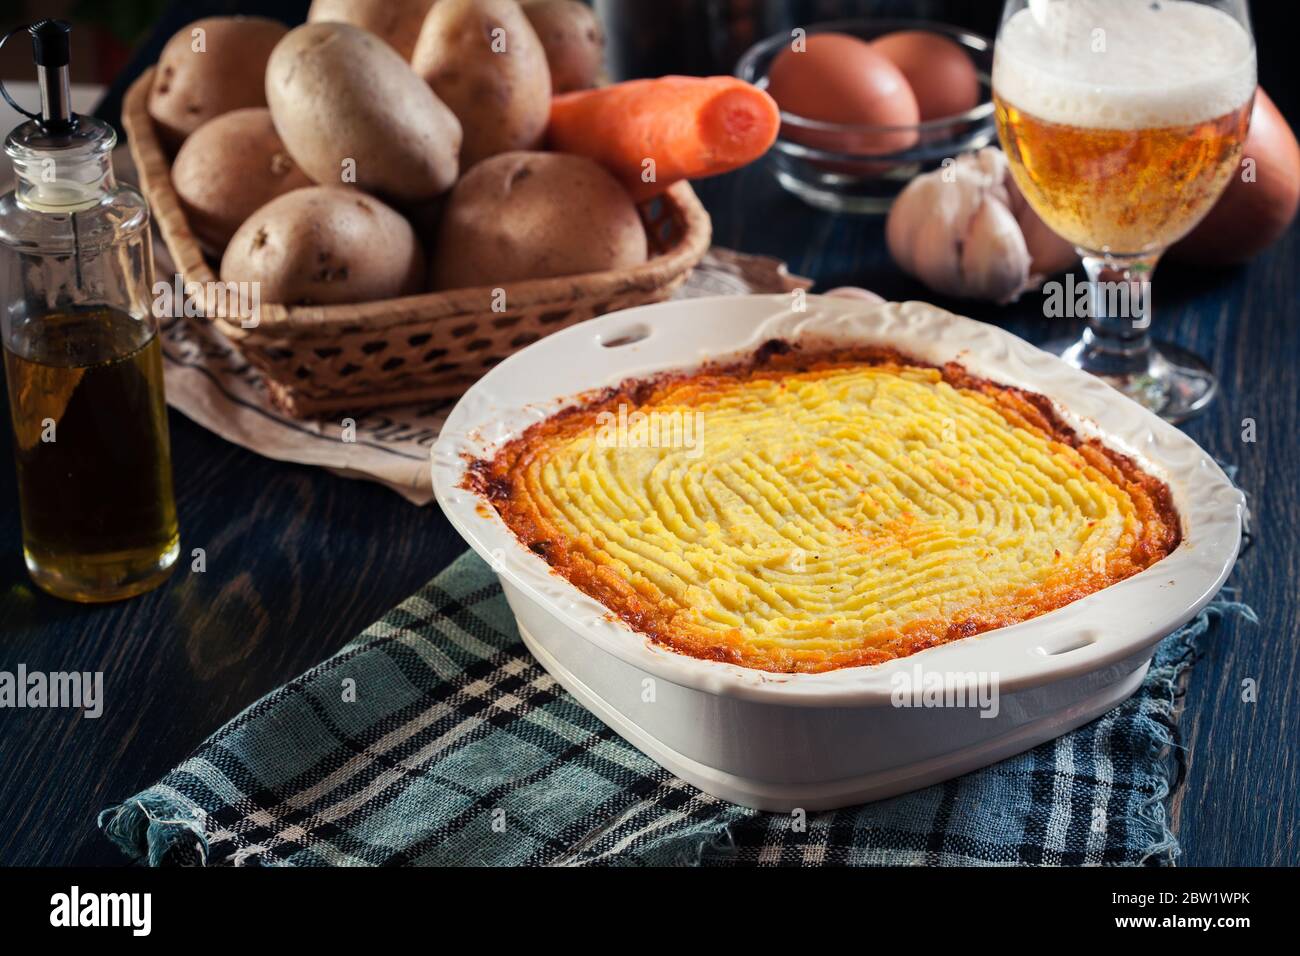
1 160 1294 866
2 0 1297 865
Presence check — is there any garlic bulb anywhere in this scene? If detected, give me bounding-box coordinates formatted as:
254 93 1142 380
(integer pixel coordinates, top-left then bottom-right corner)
886 147 1076 304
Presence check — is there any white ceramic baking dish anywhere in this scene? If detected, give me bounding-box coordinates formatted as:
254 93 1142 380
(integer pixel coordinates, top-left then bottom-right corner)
431 295 1243 811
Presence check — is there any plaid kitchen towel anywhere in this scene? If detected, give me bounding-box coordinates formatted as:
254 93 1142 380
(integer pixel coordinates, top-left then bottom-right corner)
99 551 1255 867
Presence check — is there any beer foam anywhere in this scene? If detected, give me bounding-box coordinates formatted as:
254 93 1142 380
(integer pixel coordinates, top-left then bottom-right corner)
993 0 1256 129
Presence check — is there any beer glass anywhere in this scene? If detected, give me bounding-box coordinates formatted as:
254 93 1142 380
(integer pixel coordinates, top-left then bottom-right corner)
993 0 1256 420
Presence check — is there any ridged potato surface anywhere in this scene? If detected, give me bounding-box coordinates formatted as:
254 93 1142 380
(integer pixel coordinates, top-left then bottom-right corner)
474 353 1181 673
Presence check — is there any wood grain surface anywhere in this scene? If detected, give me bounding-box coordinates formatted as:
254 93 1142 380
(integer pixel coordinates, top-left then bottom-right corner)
1 162 1293 866
0 0 1296 868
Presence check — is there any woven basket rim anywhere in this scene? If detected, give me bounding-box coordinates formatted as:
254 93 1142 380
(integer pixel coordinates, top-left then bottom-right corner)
121 67 714 344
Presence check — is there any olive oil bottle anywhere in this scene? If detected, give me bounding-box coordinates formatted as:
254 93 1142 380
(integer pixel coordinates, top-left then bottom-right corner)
4 308 178 600
0 21 179 601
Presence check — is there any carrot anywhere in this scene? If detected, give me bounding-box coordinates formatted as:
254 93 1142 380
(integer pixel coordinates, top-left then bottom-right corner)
547 76 780 201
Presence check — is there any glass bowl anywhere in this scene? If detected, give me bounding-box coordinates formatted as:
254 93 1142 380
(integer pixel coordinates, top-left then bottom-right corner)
735 18 996 214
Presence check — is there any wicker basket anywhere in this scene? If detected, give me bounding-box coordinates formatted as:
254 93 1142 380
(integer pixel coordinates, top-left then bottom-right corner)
121 68 712 417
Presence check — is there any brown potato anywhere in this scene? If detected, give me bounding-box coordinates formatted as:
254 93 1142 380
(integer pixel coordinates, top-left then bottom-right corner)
412 0 552 168
148 16 288 148
305 0 438 61
266 22 461 202
523 0 604 93
172 108 312 255
432 151 646 289
221 187 425 305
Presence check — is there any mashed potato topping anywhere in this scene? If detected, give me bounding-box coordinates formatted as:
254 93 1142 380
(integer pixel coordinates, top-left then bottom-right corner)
469 345 1179 673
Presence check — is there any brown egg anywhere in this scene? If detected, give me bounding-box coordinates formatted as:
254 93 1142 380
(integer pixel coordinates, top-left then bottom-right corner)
871 30 980 122
1171 88 1300 264
767 32 919 155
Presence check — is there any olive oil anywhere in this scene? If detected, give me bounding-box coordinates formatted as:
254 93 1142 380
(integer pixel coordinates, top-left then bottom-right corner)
1 20 178 601
4 307 178 601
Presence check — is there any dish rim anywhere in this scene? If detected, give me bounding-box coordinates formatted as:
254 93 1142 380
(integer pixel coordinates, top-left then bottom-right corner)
431 294 1243 708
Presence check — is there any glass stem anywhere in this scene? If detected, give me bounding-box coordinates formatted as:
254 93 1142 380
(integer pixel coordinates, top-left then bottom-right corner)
1075 252 1160 379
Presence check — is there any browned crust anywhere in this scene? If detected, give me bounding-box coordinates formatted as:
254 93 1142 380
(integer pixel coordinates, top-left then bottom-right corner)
465 341 1182 673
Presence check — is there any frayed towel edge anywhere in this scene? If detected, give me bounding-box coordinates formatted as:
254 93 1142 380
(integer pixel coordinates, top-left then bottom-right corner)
98 786 209 867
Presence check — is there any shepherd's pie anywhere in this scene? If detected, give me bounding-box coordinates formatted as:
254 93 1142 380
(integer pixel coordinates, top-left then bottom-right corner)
467 343 1179 673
